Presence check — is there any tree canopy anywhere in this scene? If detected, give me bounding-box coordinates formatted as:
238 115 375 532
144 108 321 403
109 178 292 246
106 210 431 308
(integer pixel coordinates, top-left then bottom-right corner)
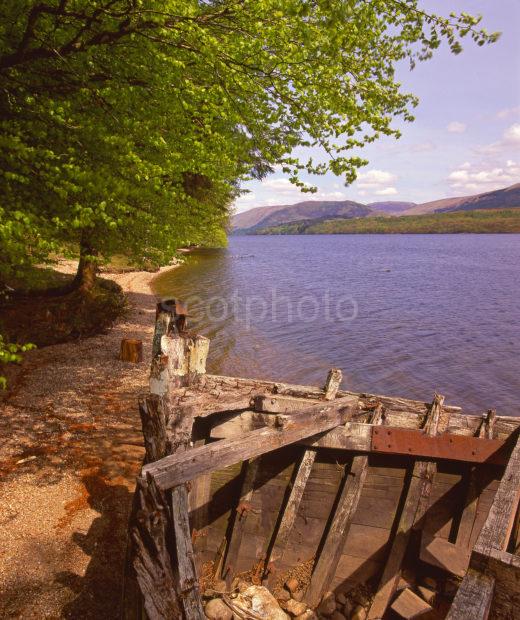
0 1 498 367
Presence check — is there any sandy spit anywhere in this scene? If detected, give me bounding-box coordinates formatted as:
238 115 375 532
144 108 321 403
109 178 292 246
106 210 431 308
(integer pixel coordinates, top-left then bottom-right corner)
0 264 175 619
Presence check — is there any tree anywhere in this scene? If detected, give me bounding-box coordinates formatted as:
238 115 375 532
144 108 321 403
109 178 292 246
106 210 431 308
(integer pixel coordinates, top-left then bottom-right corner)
0 1 498 291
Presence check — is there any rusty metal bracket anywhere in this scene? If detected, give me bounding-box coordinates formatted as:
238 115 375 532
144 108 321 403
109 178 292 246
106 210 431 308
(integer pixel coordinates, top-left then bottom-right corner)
371 427 509 465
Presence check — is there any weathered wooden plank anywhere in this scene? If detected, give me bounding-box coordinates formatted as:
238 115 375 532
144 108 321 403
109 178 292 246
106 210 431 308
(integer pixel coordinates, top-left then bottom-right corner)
455 410 496 550
223 458 260 585
307 405 384 607
368 394 445 620
253 394 322 413
390 588 432 619
264 448 317 577
171 485 205 619
323 368 343 400
474 431 520 557
446 568 495 620
420 537 470 577
143 396 359 490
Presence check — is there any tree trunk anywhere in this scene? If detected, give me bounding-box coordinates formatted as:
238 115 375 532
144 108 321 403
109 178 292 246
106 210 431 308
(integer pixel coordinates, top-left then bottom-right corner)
74 232 98 293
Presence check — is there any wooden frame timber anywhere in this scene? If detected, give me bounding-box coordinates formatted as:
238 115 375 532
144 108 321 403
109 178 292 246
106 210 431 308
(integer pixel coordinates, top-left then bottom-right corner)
123 303 520 620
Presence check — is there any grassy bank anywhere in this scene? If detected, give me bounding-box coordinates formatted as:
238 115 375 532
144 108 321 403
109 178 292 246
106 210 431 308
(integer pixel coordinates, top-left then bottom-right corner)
254 208 520 235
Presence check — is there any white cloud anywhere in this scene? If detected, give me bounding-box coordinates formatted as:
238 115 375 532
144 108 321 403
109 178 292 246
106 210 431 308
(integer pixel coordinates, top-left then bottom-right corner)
477 123 520 155
410 141 436 153
447 121 467 134
496 106 520 120
315 190 348 200
447 160 520 193
375 187 398 196
357 169 397 188
355 169 398 198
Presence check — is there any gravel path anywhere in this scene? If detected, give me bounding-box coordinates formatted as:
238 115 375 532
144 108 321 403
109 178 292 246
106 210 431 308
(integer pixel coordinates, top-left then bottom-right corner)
0 266 172 619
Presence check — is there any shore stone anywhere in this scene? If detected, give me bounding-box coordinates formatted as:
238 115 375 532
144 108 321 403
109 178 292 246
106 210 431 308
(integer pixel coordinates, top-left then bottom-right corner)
318 591 336 616
342 600 353 617
351 605 367 620
295 612 318 620
286 577 300 593
330 612 346 620
293 589 305 602
205 598 233 620
336 593 347 606
213 580 227 593
235 585 289 620
276 589 291 602
286 599 307 616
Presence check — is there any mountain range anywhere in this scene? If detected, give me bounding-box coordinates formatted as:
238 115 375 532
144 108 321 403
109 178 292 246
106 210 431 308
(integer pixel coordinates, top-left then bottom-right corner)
232 183 520 234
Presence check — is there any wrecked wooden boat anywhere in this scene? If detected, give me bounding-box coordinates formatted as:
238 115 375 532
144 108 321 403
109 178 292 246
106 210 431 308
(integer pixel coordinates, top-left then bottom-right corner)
122 300 520 619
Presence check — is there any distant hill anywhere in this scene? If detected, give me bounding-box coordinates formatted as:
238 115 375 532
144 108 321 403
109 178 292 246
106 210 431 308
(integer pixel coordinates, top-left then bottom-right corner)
255 209 520 235
402 183 520 215
367 201 416 214
232 183 520 234
232 200 378 234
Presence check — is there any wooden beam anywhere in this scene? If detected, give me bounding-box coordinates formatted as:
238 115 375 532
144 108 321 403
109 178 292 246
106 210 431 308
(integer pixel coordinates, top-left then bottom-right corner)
223 458 261 586
323 368 343 400
306 405 383 607
368 394 445 620
253 394 322 413
211 416 510 465
171 484 205 618
455 409 497 550
143 395 359 491
264 448 317 580
474 431 520 557
445 568 495 620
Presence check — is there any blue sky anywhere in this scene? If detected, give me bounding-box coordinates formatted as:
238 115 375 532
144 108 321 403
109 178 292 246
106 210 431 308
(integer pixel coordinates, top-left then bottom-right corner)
235 0 520 212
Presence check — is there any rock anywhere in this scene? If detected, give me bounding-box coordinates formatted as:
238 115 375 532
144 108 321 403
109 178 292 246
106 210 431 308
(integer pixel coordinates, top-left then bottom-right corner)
417 585 436 605
213 580 227 593
293 589 305 602
336 593 347 606
276 588 291 602
342 600 353 617
351 605 367 620
286 577 300 593
330 612 346 620
286 599 307 616
351 590 370 608
317 591 336 616
205 598 233 620
295 612 318 620
235 585 289 620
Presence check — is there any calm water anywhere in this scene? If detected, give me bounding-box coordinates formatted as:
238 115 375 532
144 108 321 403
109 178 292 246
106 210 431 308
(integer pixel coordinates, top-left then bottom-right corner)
153 235 520 415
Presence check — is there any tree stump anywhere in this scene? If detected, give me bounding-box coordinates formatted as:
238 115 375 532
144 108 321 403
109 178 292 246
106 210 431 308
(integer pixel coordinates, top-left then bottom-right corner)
120 338 143 363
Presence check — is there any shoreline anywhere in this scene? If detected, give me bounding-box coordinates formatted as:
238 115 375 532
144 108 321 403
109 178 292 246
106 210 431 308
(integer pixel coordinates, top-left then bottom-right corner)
0 262 178 618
